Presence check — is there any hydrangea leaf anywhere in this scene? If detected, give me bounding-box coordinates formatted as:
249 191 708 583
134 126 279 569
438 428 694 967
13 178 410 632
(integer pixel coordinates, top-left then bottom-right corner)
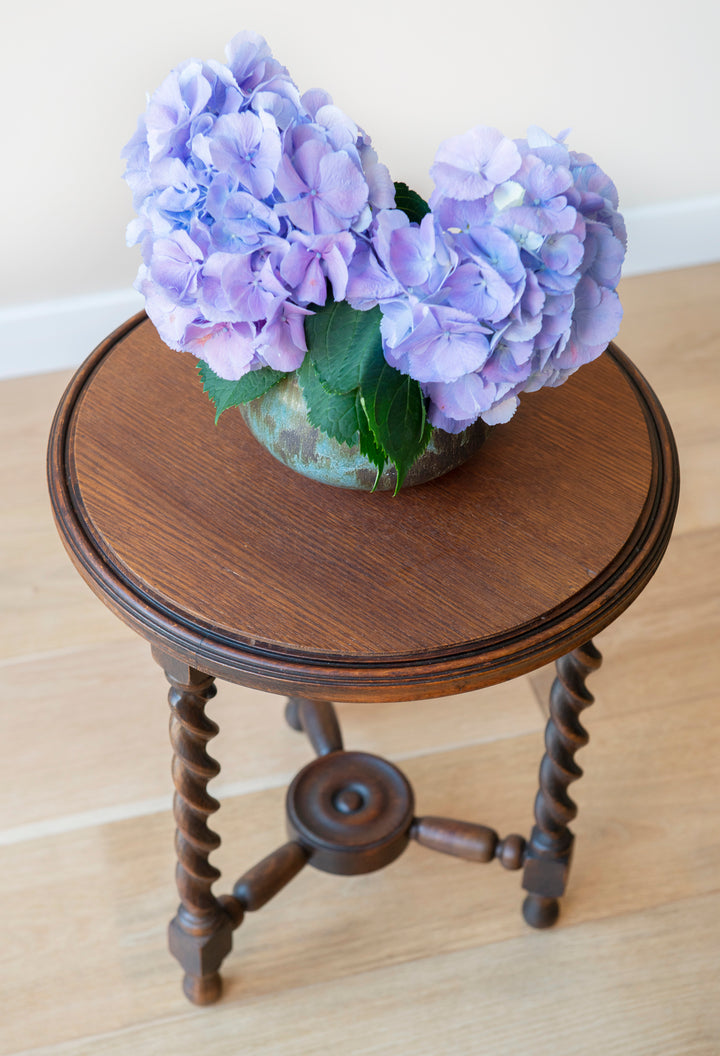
305 300 385 394
355 391 386 487
361 362 430 494
197 361 286 422
297 354 360 447
393 181 431 224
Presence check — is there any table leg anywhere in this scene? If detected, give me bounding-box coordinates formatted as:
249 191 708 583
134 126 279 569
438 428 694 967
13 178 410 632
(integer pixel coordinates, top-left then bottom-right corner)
153 649 234 1004
522 640 602 928
284 696 343 755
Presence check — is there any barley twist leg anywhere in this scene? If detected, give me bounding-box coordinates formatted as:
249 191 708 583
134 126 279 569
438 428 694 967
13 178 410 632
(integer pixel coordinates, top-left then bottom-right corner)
154 650 234 1004
522 641 602 928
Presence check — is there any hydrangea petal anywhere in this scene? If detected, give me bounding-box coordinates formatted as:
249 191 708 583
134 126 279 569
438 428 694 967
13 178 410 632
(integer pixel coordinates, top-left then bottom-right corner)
255 300 310 370
386 306 490 384
431 126 521 201
481 394 518 425
149 231 204 303
185 321 257 380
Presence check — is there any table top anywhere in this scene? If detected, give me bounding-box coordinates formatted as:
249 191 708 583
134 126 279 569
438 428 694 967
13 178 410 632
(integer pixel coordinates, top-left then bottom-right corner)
48 313 678 702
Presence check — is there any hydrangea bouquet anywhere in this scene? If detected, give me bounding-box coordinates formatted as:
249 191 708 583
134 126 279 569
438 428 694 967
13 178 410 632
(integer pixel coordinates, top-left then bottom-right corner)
123 31 626 491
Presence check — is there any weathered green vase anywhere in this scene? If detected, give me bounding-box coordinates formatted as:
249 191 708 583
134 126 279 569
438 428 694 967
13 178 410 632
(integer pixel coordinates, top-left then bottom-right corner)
239 373 488 491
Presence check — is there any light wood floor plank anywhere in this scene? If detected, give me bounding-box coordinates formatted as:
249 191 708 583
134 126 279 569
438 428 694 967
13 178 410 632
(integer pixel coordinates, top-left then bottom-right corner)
1 689 717 1053
0 368 132 662
673 441 720 536
6 895 719 1056
1 636 543 835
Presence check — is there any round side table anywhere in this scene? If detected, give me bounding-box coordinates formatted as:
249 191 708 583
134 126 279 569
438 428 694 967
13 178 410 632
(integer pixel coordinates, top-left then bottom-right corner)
48 313 678 1004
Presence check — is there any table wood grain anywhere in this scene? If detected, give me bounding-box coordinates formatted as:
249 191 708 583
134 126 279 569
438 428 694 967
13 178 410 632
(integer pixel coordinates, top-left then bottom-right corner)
48 313 678 701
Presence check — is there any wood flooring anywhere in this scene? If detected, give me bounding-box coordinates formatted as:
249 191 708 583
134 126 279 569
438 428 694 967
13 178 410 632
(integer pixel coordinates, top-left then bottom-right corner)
1 263 718 1054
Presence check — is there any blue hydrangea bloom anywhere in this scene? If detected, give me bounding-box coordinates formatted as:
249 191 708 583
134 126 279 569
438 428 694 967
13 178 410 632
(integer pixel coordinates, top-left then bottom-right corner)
345 124 625 430
122 32 393 376
124 37 625 433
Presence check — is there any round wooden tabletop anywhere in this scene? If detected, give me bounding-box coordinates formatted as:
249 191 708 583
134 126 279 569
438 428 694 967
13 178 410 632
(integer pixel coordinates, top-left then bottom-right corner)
48 313 678 702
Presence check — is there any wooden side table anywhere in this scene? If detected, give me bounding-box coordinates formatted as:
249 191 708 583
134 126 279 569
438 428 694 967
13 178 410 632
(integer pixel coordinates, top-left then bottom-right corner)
47 313 678 1005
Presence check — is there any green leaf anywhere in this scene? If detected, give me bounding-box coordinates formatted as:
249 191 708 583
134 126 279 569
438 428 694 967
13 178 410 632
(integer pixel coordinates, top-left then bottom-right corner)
197 361 286 423
393 181 431 224
305 300 385 394
355 392 385 487
362 362 429 494
302 296 434 493
297 355 360 446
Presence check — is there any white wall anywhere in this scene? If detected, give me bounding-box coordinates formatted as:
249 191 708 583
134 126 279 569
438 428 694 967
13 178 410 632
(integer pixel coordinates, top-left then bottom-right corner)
2 0 718 374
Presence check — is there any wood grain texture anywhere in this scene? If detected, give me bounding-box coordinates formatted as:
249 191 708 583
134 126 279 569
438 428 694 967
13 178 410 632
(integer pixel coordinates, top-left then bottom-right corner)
47 317 678 699
8 894 719 1055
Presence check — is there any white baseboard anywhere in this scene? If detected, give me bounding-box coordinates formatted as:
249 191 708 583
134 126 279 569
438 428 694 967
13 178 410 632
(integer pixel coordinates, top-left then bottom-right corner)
0 288 144 381
1 194 718 380
622 193 720 277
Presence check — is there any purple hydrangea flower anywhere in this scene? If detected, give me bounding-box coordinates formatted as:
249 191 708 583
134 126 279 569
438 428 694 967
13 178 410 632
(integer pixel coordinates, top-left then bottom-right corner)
358 143 397 210
184 320 258 379
347 124 625 430
384 305 491 384
204 177 281 250
375 211 439 289
580 221 625 289
207 111 281 199
124 43 625 432
538 233 585 278
144 61 212 163
253 299 311 371
148 230 205 304
149 157 202 230
276 136 369 234
442 261 517 323
556 275 624 367
501 155 577 234
218 251 289 322
345 240 403 310
123 32 393 378
280 232 355 305
430 126 521 201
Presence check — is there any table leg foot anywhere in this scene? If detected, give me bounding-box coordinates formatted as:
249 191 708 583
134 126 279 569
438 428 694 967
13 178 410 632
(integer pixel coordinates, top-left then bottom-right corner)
522 893 560 929
168 905 234 1005
182 970 222 1005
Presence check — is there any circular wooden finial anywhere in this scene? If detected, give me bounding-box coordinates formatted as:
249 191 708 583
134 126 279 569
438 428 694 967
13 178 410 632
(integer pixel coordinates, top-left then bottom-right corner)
286 751 415 875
